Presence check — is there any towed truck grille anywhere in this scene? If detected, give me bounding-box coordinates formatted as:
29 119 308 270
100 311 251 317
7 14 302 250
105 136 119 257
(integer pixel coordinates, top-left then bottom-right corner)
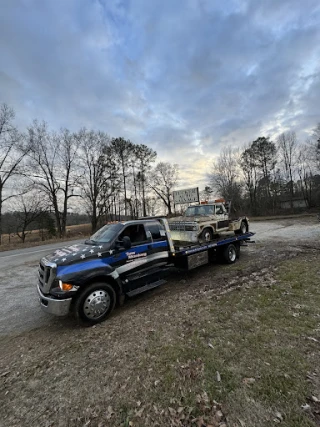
38 259 57 294
169 221 198 231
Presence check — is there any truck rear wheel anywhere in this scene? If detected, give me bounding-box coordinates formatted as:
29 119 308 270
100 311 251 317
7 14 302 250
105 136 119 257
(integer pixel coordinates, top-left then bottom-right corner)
74 282 116 324
223 243 237 264
235 220 248 235
200 227 214 243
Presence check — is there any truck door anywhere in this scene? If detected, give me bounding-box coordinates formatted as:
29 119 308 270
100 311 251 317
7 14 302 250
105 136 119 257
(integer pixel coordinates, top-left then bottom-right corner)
145 221 169 265
215 204 229 230
113 223 153 291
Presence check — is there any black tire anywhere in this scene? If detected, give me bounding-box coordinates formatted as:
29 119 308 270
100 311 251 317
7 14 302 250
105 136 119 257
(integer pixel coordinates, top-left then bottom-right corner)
74 282 116 325
235 220 248 235
200 227 214 243
222 243 237 264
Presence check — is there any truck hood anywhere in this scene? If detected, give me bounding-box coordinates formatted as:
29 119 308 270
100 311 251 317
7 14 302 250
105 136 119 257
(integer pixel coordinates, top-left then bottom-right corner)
42 241 112 266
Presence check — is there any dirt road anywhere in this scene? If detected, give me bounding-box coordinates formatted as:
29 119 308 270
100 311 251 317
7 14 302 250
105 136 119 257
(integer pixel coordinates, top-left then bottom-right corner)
1 216 319 427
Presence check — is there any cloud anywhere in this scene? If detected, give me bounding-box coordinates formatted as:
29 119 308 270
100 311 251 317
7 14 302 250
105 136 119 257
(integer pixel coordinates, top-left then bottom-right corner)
1 0 320 189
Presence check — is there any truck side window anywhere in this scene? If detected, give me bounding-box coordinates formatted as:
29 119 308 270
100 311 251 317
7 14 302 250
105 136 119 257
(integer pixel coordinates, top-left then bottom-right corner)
147 223 165 241
216 205 224 215
119 224 148 245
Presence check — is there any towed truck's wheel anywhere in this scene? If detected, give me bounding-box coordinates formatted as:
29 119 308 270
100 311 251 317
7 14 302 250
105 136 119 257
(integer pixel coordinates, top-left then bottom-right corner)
235 220 248 235
223 243 237 264
75 282 116 324
200 227 214 243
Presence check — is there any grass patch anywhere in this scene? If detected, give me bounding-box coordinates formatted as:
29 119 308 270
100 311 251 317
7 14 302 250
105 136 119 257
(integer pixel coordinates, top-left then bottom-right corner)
2 252 320 426
117 253 320 426
0 223 91 252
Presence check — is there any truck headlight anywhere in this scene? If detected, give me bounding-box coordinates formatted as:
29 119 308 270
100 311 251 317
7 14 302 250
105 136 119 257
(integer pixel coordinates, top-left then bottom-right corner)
59 280 79 292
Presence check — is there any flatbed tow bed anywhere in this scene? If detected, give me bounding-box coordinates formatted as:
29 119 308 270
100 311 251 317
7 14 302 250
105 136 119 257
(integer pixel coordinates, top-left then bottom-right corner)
169 231 255 270
173 232 254 254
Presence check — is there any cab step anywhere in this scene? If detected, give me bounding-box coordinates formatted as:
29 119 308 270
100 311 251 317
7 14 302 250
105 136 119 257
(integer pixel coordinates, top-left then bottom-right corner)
127 279 167 297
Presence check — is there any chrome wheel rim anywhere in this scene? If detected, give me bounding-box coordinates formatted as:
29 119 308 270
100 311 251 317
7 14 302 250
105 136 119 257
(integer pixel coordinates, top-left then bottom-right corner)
83 290 111 320
204 230 211 241
229 247 236 262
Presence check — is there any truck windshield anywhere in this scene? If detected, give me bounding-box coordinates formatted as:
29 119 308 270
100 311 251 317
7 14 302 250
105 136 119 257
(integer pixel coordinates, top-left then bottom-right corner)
185 205 214 216
89 223 123 243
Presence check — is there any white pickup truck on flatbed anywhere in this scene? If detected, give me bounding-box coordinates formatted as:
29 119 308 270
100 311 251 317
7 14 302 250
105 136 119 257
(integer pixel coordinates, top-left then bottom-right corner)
169 200 249 243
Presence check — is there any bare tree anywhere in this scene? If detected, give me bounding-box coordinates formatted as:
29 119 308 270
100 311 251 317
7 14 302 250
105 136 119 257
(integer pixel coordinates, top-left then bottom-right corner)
150 162 179 215
59 128 81 234
11 191 46 243
134 144 157 216
240 145 259 214
277 131 297 208
311 123 320 173
251 137 277 200
239 137 277 214
110 137 133 217
0 104 29 244
209 147 242 212
77 129 118 232
297 146 314 206
27 121 80 237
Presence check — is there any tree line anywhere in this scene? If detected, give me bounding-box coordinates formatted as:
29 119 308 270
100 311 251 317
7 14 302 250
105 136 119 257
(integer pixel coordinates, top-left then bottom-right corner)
0 103 179 244
2 101 319 244
209 131 320 215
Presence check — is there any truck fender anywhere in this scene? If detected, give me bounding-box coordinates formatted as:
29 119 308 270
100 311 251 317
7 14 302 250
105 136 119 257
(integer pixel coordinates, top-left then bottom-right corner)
57 266 124 303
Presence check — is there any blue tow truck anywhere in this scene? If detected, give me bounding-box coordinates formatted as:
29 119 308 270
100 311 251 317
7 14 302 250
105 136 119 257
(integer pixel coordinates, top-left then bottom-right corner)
37 217 254 324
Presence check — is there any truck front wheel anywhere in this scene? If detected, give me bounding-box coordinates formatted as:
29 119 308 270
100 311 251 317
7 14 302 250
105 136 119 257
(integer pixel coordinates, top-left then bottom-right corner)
200 228 214 243
74 282 116 324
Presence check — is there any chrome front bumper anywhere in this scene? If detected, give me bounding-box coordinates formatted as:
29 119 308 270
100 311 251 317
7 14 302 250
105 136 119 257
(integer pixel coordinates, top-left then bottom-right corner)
170 230 199 243
37 284 72 316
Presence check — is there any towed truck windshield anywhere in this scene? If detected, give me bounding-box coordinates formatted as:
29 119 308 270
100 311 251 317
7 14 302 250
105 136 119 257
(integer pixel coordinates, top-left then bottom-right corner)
89 223 123 243
185 205 214 216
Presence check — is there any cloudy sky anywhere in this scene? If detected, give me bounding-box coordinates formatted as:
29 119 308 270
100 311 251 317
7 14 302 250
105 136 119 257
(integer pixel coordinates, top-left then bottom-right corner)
1 0 320 189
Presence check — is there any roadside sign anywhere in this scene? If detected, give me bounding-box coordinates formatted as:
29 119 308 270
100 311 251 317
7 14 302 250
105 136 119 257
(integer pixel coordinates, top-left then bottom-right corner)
173 187 199 204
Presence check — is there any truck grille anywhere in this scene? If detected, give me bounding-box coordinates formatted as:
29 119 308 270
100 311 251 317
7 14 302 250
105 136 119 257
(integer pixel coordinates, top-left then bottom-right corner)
38 258 57 294
169 221 198 232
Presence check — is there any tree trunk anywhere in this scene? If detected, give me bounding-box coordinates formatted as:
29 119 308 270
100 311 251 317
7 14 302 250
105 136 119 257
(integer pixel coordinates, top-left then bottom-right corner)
142 174 147 217
167 191 172 215
91 203 98 233
133 167 138 218
61 194 68 237
122 160 127 217
52 196 62 237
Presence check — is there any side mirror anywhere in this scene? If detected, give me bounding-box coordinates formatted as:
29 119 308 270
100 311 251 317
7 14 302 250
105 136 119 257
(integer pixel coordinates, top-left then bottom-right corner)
122 236 132 249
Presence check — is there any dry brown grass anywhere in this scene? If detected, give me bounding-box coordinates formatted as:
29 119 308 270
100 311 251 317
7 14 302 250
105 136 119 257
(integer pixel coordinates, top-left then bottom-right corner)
0 223 91 252
1 243 320 426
